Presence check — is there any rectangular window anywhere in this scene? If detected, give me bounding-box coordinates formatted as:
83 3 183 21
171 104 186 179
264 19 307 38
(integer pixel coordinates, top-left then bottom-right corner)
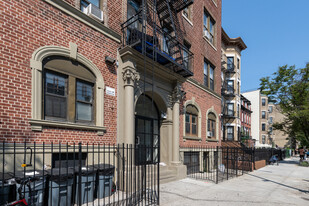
269 127 273 134
262 123 266 131
227 103 234 116
185 114 190 134
183 41 191 70
262 98 266 106
227 126 234 141
204 61 208 87
76 80 94 122
209 65 214 90
207 119 215 138
204 60 215 91
237 58 240 70
269 117 273 124
203 10 215 44
262 135 266 144
183 5 192 21
262 111 266 119
237 104 240 118
44 71 68 120
227 57 234 71
269 106 273 113
186 113 198 136
227 80 234 94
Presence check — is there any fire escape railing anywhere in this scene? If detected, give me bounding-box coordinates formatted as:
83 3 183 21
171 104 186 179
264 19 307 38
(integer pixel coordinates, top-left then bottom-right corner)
121 0 194 78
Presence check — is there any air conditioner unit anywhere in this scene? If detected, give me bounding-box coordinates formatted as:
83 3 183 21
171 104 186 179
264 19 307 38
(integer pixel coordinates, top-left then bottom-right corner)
204 30 211 39
85 4 104 22
207 131 213 137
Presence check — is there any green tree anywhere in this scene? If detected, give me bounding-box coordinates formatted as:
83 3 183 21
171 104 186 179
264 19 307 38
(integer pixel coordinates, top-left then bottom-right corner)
260 63 309 148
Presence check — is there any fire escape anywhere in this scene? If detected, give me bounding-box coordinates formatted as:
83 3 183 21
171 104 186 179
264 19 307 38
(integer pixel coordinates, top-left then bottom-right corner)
121 0 194 77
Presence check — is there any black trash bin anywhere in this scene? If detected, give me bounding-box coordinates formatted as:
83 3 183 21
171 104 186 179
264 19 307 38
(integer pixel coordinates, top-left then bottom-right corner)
15 170 48 206
0 172 15 205
73 166 96 205
94 164 115 199
47 168 74 206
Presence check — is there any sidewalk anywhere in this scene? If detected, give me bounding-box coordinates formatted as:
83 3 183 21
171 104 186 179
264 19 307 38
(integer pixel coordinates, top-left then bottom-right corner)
160 157 309 206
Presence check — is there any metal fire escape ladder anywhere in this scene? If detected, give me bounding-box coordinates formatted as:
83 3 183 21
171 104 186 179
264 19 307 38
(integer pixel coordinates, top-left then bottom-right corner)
155 0 189 73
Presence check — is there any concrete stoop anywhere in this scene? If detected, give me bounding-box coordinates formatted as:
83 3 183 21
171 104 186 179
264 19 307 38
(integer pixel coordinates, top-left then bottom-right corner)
160 164 187 184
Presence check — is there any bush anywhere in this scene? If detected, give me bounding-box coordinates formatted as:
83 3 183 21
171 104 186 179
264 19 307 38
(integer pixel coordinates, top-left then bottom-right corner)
299 161 309 167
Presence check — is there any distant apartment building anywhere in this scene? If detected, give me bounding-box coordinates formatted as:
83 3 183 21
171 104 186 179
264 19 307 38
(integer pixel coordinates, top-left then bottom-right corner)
268 103 290 148
221 28 247 143
242 90 272 147
240 95 253 147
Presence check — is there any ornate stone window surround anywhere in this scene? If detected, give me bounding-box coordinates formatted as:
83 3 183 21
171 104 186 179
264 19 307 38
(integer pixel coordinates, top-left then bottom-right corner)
206 107 219 142
183 99 202 141
29 44 106 135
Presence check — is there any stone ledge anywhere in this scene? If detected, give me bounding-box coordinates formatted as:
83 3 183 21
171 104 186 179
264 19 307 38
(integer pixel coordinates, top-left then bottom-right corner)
29 119 106 135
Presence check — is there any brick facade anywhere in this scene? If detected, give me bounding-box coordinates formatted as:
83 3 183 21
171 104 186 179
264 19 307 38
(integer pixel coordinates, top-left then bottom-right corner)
0 0 121 144
179 0 222 147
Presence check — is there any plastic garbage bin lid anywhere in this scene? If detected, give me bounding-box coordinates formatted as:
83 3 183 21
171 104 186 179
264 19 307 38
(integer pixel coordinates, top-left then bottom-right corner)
94 164 115 175
47 168 74 181
71 166 96 176
0 172 14 183
14 170 47 183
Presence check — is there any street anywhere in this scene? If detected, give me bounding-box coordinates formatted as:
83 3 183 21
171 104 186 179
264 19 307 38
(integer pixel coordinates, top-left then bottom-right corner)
160 157 309 205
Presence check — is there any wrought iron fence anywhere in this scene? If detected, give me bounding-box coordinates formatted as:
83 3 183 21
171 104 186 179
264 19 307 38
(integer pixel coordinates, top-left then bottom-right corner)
0 141 159 206
253 148 287 165
180 146 254 184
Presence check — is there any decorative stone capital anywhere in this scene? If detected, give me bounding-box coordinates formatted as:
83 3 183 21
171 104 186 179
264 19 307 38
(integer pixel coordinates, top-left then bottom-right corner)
172 84 182 103
122 67 140 86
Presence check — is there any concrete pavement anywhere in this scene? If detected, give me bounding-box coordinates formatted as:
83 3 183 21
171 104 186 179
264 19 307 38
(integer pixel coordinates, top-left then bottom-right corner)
160 157 309 205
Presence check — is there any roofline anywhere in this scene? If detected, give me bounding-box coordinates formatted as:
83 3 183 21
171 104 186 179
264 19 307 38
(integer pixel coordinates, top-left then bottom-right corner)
222 28 247 51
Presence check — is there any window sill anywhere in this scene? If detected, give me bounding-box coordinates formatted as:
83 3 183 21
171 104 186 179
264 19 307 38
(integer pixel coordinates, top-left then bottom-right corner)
29 119 106 136
211 0 218 7
182 13 193 26
203 37 217 51
206 138 218 142
183 136 202 141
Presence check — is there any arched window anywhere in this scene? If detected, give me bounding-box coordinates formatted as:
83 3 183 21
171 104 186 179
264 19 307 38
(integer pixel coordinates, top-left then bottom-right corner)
207 112 216 138
29 45 105 134
43 56 96 123
185 104 199 137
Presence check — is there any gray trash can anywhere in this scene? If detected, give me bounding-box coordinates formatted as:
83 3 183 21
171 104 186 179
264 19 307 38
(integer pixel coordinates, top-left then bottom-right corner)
15 170 47 206
47 168 74 206
0 172 15 205
74 167 96 205
94 164 115 198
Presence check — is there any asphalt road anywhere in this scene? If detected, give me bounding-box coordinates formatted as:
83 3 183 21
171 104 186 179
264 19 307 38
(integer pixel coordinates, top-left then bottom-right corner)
160 157 309 206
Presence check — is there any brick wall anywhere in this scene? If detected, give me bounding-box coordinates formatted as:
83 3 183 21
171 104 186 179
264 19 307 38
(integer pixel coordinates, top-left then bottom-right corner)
0 0 121 144
179 0 222 147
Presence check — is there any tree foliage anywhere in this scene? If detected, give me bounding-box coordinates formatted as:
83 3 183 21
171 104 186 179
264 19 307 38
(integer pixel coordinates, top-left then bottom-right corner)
260 64 309 147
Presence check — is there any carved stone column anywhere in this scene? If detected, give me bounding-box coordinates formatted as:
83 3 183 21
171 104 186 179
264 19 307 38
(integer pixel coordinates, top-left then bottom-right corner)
171 84 182 165
122 62 139 145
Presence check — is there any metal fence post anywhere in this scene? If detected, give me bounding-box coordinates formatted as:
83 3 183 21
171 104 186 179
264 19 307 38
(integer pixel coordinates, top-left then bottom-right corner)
226 147 229 180
78 142 82 206
216 146 219 184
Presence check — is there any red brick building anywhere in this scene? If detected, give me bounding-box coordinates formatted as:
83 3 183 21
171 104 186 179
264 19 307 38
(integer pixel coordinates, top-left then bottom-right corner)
179 0 222 148
0 0 122 144
240 94 253 147
1 0 223 181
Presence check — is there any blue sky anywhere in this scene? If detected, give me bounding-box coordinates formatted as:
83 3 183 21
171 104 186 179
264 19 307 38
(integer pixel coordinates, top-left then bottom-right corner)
222 0 309 92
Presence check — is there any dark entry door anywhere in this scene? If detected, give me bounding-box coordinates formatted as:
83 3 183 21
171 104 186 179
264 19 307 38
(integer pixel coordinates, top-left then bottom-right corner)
135 95 160 165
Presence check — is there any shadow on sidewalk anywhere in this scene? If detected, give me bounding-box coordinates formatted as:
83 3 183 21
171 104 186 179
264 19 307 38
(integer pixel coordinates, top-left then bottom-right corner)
248 174 309 194
161 190 288 205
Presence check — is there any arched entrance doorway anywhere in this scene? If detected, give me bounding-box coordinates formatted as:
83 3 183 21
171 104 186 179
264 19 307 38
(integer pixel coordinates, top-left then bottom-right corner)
135 94 160 165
